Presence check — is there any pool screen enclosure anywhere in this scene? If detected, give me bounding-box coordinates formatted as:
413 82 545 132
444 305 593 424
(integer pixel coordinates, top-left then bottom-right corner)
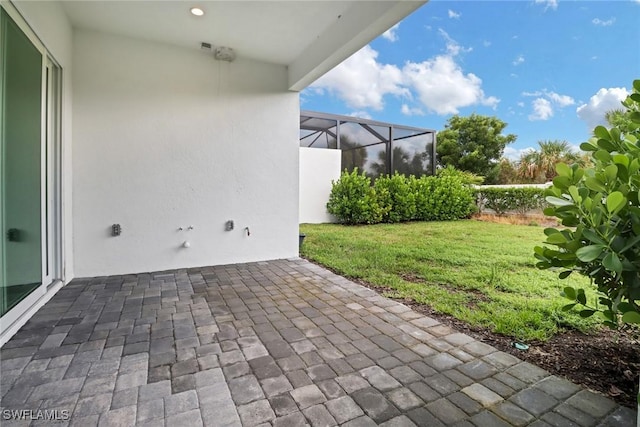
300 110 437 179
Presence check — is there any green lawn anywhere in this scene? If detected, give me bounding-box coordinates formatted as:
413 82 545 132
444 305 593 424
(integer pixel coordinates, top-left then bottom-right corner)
300 220 602 342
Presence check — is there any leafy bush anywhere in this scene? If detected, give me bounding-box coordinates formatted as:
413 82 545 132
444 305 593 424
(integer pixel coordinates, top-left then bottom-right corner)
437 165 484 185
327 168 474 224
326 169 383 225
413 174 475 221
476 187 547 215
535 79 640 327
374 173 416 223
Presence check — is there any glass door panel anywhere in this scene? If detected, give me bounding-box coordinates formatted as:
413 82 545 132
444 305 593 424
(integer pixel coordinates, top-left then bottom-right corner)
1 9 44 316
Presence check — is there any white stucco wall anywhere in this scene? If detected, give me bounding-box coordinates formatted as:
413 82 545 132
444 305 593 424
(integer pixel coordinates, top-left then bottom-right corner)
72 30 299 277
13 0 74 282
299 147 341 224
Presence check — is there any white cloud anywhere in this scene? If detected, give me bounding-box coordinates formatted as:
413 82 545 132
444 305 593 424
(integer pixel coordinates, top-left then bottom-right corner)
403 57 498 115
512 55 525 66
448 9 461 19
438 29 472 56
503 146 535 161
311 31 498 117
347 111 372 120
310 45 408 111
517 102 525 108
546 91 575 107
592 17 616 26
400 104 425 116
576 87 629 129
535 0 558 11
483 40 492 47
522 90 575 120
399 29 495 115
382 23 400 42
529 98 554 120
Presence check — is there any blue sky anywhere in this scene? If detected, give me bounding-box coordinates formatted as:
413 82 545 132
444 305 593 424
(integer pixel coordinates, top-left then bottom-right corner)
301 0 640 160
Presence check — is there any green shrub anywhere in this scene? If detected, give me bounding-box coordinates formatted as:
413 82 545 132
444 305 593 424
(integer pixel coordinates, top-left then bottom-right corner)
535 79 640 327
437 165 484 185
328 167 474 224
476 187 547 215
413 174 475 221
374 173 416 223
326 169 383 224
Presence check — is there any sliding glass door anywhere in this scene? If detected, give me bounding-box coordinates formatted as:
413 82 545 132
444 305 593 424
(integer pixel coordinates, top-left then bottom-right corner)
0 6 60 319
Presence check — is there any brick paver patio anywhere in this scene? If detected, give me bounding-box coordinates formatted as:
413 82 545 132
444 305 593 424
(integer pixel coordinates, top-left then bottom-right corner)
0 258 636 426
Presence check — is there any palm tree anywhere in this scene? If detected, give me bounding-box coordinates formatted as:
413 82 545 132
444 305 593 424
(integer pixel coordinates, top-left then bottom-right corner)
516 140 581 183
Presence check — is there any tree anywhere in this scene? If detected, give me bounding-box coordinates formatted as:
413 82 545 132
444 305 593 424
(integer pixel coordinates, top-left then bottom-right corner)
495 158 519 184
369 145 433 178
516 140 582 183
437 114 517 184
605 108 633 132
340 135 368 174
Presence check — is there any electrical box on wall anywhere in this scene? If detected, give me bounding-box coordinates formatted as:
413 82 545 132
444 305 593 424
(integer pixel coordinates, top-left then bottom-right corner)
214 46 236 62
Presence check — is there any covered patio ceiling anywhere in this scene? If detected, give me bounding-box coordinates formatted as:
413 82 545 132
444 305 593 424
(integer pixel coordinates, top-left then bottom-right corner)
58 0 426 91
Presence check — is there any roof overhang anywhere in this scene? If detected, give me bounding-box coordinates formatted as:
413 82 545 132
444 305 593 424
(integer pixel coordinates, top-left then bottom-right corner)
56 0 426 91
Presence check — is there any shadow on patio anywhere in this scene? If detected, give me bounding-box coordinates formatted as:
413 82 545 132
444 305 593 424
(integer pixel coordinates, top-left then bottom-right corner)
0 259 635 426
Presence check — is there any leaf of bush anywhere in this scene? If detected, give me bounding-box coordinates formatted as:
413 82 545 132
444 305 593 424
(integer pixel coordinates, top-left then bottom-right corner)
576 245 604 262
597 138 617 152
558 270 572 279
581 229 606 245
621 311 640 324
568 186 581 203
593 126 610 140
555 162 571 177
545 196 573 207
546 233 567 244
584 177 607 193
605 164 618 182
617 302 633 313
606 191 626 214
602 252 623 273
579 309 596 318
576 290 587 305
593 150 611 163
561 303 576 311
580 142 598 152
562 287 577 300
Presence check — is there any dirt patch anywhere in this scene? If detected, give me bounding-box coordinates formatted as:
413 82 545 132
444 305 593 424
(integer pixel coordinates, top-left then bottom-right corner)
399 273 426 283
398 273 489 310
473 212 560 228
339 273 640 409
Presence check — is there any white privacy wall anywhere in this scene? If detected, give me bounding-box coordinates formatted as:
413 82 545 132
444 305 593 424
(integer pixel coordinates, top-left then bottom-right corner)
299 147 341 224
72 30 299 277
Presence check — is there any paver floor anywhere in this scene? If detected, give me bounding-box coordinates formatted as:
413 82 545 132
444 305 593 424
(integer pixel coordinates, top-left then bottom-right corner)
0 258 636 426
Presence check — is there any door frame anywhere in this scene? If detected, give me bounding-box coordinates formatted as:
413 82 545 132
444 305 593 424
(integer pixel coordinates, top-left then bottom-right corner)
0 1 63 337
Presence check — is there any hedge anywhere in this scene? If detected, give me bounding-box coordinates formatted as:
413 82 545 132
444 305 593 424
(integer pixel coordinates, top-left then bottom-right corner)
327 169 475 224
474 187 548 215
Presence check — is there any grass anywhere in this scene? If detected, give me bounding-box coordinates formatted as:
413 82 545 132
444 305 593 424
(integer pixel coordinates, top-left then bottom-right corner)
300 220 603 342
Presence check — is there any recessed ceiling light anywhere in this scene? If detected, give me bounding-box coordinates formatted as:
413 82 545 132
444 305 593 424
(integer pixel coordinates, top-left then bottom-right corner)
190 7 204 17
